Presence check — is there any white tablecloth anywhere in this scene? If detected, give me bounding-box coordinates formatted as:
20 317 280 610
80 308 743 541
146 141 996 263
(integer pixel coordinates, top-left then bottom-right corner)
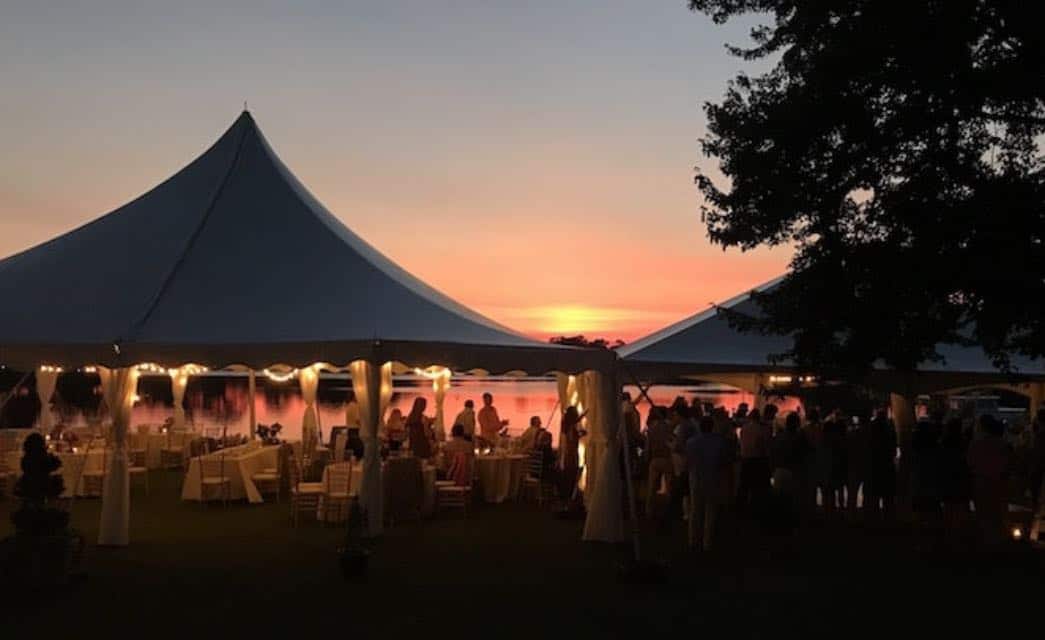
475 454 527 503
181 444 277 504
319 461 437 516
57 449 107 497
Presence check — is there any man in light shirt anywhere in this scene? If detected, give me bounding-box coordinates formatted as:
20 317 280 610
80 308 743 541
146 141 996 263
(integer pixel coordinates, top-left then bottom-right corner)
453 399 476 440
478 392 508 445
516 415 544 452
737 404 773 512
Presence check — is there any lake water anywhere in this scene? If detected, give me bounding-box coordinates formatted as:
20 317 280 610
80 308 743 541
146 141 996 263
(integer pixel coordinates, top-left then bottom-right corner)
118 374 793 444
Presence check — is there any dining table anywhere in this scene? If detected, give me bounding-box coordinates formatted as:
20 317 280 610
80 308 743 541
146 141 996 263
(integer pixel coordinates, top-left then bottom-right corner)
318 459 437 517
181 442 278 504
475 452 528 503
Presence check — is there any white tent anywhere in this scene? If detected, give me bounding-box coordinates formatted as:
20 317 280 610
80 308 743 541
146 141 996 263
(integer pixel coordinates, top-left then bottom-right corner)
620 277 1045 416
0 112 621 544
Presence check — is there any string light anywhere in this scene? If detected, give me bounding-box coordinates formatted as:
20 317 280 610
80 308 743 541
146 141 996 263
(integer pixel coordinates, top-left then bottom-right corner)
39 365 64 373
81 366 97 373
413 366 451 392
262 367 299 383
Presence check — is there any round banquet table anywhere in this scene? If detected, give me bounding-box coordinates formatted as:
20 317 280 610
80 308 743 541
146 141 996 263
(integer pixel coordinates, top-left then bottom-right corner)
318 461 437 517
475 454 528 503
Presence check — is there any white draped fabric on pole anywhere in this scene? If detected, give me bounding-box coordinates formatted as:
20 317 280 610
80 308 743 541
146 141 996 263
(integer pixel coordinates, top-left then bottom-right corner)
351 360 383 536
379 362 393 426
581 369 624 543
97 366 140 546
169 367 189 431
575 372 597 504
299 366 319 453
431 367 451 442
247 370 257 437
35 368 59 432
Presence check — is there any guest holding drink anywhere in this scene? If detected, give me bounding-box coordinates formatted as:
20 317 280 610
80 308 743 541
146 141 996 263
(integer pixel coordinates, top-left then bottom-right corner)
478 392 509 446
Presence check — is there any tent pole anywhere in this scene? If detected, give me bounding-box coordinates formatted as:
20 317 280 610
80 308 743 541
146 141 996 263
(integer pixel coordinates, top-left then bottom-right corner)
618 366 645 563
0 370 33 417
247 370 257 439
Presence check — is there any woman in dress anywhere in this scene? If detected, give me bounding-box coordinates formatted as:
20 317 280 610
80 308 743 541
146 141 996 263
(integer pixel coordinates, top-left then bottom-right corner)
405 398 434 460
384 408 407 447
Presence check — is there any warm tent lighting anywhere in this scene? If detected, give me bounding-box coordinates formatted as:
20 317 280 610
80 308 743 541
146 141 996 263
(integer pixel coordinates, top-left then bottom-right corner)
413 366 451 391
263 367 299 383
1012 527 1023 541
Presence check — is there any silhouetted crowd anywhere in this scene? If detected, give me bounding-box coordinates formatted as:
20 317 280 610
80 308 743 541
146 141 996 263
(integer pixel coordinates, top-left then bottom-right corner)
623 394 1045 551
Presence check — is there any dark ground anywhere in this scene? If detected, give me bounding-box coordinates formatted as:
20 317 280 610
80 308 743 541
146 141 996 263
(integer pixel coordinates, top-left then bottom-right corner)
1 470 1040 636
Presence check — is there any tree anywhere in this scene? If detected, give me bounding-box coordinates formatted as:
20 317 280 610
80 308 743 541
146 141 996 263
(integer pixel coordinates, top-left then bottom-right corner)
549 335 626 350
690 1 1044 374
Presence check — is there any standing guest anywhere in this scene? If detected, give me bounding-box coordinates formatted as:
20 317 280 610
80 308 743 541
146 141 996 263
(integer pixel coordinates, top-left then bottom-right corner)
819 414 848 515
804 409 825 516
712 407 738 509
478 393 509 446
453 400 477 441
516 415 544 452
771 411 810 523
911 418 942 546
687 415 727 551
443 423 475 464
385 408 407 445
734 402 750 425
622 392 642 444
938 418 971 546
845 413 870 516
737 407 770 513
621 392 644 477
644 406 673 518
405 398 435 461
558 406 586 504
762 404 779 436
866 410 898 519
689 397 705 422
967 414 1012 546
659 403 694 533
344 390 360 429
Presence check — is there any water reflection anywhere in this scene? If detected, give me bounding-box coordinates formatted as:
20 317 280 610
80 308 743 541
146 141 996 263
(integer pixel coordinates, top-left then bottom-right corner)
124 375 789 444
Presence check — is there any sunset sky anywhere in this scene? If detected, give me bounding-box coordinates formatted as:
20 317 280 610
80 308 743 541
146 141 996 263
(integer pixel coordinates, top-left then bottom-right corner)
0 1 790 342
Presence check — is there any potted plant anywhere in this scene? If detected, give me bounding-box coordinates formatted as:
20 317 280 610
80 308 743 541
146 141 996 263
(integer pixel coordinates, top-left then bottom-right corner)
2 433 84 588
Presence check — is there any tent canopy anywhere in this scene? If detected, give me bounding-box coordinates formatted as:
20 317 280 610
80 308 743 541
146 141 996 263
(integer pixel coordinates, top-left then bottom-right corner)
0 112 611 374
619 277 1044 391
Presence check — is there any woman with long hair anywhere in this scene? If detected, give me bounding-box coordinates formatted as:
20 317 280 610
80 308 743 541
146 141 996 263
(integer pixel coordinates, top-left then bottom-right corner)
405 397 434 460
558 405 587 503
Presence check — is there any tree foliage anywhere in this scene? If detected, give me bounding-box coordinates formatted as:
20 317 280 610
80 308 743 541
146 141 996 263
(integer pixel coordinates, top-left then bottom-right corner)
691 0 1044 373
549 335 626 350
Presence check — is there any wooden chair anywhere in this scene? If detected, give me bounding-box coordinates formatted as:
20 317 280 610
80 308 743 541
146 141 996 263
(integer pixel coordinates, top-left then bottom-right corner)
521 448 553 508
321 461 353 525
80 443 107 498
252 459 281 503
129 447 149 495
199 456 231 507
161 432 185 470
288 457 323 526
436 452 473 517
332 432 347 464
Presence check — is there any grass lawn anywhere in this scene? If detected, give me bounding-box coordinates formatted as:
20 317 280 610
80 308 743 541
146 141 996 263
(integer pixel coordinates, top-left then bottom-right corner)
1 469 1041 635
